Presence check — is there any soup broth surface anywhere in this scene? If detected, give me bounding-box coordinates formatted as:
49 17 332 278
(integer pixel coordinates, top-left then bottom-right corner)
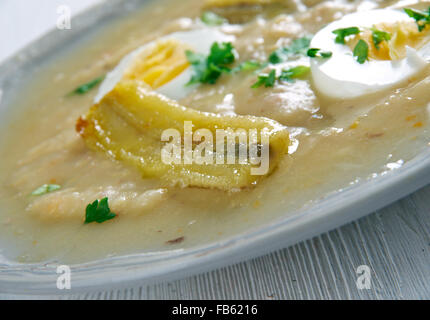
0 0 429 264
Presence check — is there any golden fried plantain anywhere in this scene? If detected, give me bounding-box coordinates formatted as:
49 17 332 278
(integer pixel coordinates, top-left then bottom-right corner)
77 81 290 190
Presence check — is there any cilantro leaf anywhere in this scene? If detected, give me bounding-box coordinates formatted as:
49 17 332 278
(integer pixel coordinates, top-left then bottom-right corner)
69 76 105 96
332 27 360 44
84 197 116 224
31 184 61 196
307 48 333 59
279 65 310 82
353 39 369 64
201 11 226 26
268 37 311 64
371 28 391 49
404 7 430 32
251 69 277 88
186 42 236 85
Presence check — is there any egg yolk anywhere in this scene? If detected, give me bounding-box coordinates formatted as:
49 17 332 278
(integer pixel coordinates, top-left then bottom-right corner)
347 21 430 61
123 39 192 89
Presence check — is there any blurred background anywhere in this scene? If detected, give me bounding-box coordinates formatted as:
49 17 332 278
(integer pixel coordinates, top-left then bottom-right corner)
0 0 104 63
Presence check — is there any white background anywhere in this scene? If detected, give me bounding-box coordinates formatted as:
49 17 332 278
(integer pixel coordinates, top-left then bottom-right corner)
0 0 103 63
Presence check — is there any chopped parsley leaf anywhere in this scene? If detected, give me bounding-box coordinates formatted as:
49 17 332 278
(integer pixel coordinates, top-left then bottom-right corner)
231 60 266 73
251 65 310 88
31 184 61 196
371 28 391 50
69 76 104 96
353 39 369 64
251 69 277 88
332 27 360 44
84 197 116 224
279 65 310 82
307 48 333 59
404 7 430 32
236 60 264 71
268 51 283 64
186 42 236 85
201 11 226 26
268 37 311 64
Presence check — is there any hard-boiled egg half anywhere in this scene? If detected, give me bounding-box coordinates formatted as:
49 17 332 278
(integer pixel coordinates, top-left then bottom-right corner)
310 9 430 99
94 28 235 103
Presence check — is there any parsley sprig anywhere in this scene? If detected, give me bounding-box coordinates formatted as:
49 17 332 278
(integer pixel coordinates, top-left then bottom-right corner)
251 69 277 88
371 28 391 49
268 37 311 64
69 75 105 96
353 39 369 64
331 26 369 63
185 37 313 87
251 66 310 88
234 60 264 72
84 197 116 224
307 48 333 59
404 7 430 32
279 66 311 82
249 36 314 88
186 42 236 85
332 27 360 44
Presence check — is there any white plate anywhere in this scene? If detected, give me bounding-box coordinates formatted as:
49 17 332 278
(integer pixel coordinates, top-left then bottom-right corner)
1 0 430 295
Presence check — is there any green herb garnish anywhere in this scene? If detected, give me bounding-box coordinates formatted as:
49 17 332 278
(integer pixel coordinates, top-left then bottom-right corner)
31 184 61 196
69 76 105 96
371 28 391 49
251 69 277 88
353 39 369 64
84 197 116 224
186 42 236 85
307 48 333 59
279 65 310 82
268 37 311 64
236 60 264 71
201 11 226 26
404 7 430 32
251 65 310 88
332 27 360 44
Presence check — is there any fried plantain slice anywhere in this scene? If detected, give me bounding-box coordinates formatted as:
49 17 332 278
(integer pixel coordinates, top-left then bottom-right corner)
77 81 290 191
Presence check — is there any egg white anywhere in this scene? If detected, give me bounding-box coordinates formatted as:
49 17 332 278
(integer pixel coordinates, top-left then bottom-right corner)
310 9 429 99
94 28 235 103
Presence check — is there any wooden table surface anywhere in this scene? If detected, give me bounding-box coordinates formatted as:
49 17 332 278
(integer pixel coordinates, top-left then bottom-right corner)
1 0 429 300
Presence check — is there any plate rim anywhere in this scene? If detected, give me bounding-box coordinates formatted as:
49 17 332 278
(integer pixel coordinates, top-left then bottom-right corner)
1 0 429 295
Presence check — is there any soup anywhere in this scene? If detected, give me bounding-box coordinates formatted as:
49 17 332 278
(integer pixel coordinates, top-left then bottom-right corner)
0 0 429 264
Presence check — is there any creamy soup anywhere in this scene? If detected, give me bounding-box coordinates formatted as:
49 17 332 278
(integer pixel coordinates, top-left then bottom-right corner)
0 0 430 264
